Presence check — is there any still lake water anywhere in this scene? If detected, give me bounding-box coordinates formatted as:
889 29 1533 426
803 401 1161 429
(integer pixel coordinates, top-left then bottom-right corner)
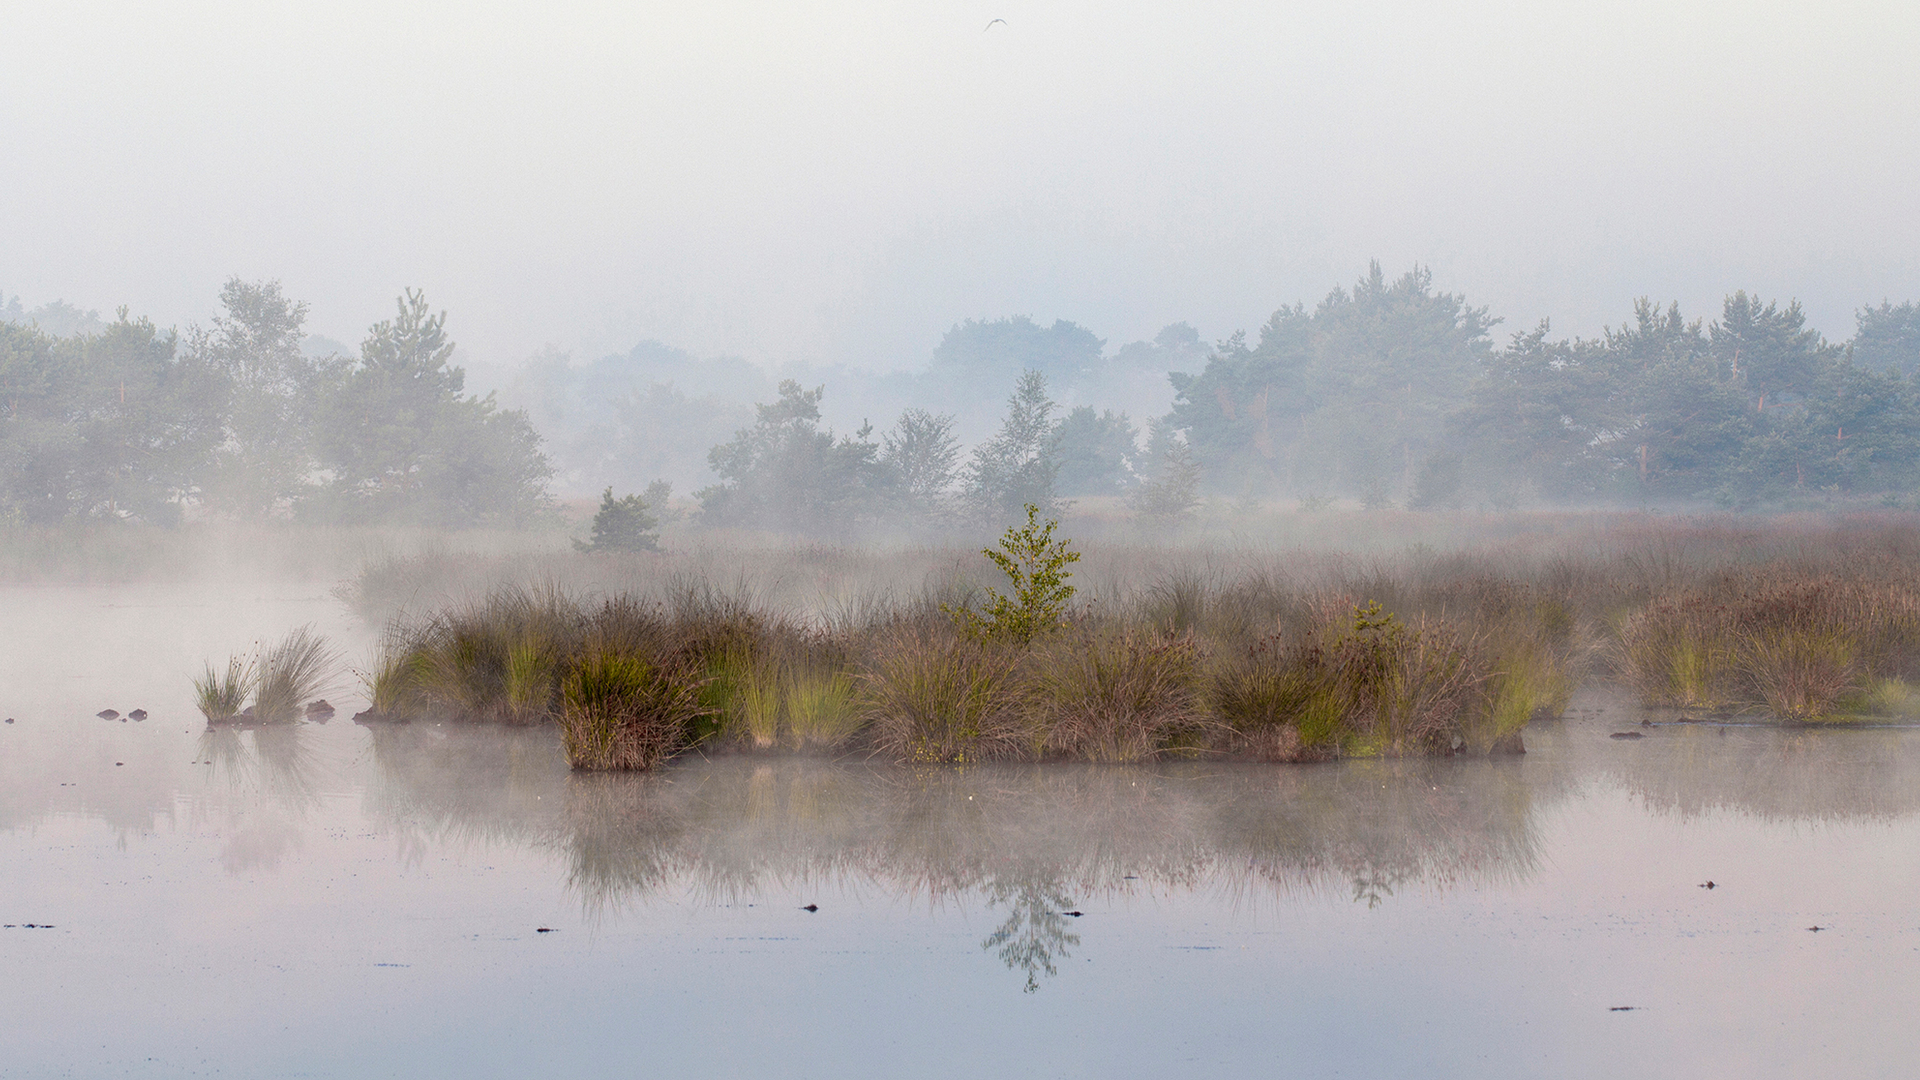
4 585 1919 1078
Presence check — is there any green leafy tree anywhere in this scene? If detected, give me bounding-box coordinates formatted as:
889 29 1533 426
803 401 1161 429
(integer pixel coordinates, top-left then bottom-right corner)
948 504 1081 645
188 278 322 516
1453 321 1621 502
1852 301 1920 377
575 487 660 552
878 407 961 523
1168 263 1495 498
1711 291 1837 413
1130 436 1201 522
699 380 881 535
966 370 1061 523
0 311 224 523
311 289 554 526
931 316 1105 387
1052 406 1138 495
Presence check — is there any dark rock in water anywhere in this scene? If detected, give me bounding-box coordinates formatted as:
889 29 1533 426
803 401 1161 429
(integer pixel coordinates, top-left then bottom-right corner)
1700 880 1717 889
304 699 335 721
801 904 819 912
1489 731 1527 756
128 709 147 721
96 709 119 720
1609 731 1645 740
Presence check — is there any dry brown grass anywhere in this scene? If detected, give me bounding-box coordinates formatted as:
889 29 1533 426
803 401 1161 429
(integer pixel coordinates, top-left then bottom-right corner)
1027 629 1205 762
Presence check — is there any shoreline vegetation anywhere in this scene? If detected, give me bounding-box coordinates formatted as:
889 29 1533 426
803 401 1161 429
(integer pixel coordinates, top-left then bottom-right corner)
272 512 1920 771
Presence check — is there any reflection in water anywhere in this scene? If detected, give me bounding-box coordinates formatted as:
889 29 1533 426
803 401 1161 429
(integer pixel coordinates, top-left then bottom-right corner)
1596 721 1920 822
362 737 1575 988
982 878 1081 993
362 722 571 866
194 724 326 872
197 725 324 813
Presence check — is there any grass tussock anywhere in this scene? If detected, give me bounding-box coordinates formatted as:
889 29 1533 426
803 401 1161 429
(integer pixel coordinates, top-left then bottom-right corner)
1618 573 1920 720
194 656 251 723
1028 630 1203 762
862 630 1027 764
196 625 340 725
1213 602 1492 759
561 651 706 771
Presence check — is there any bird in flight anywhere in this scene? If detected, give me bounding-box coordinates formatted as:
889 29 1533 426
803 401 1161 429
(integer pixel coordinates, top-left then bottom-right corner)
985 18 1006 31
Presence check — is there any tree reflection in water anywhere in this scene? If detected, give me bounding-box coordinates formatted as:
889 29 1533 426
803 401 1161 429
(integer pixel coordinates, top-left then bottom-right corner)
349 713 1920 991
981 877 1081 993
542 757 1563 991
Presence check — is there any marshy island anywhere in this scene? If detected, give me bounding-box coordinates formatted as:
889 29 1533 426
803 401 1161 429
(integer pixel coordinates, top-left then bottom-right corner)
195 512 1920 774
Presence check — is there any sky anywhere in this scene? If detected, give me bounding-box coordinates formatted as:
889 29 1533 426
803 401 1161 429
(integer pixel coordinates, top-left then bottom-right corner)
3 0 1917 373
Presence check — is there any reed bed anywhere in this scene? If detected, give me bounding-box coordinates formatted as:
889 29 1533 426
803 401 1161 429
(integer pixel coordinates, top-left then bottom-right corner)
347 516 1920 769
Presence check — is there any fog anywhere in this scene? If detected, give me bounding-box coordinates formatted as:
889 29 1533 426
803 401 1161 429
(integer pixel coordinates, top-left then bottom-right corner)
4 0 1916 374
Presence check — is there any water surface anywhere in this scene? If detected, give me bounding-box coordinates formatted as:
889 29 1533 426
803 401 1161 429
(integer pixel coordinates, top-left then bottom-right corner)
3 585 1917 1078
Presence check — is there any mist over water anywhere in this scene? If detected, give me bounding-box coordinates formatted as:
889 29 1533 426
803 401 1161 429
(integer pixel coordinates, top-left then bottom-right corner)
7 2 1920 1076
8 580 1920 1079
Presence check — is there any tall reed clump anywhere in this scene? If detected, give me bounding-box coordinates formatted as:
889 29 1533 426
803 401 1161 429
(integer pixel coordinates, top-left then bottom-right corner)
863 629 1027 763
1619 573 1920 720
1211 601 1488 759
560 651 706 770
1466 591 1577 751
409 586 581 723
194 655 251 723
787 666 862 749
1616 594 1737 709
1028 630 1204 762
196 626 339 724
253 625 341 723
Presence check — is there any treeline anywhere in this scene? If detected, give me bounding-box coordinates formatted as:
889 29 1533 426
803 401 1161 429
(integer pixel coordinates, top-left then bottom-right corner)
0 281 553 526
692 370 1197 538
9 265 1920 532
1173 264 1920 508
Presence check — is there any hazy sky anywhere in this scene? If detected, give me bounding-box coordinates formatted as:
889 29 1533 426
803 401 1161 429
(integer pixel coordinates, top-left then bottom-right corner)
4 0 1916 371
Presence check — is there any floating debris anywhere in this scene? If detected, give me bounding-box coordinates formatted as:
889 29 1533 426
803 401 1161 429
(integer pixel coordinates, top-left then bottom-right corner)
801 904 819 912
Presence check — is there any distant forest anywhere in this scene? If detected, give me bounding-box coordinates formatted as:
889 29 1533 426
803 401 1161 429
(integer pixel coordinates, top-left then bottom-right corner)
5 264 1920 534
